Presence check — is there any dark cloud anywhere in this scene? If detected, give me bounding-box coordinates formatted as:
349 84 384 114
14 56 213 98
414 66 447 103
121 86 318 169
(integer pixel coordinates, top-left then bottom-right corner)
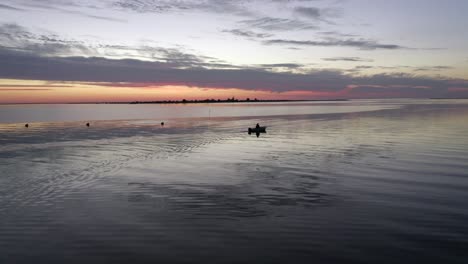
318 31 359 38
344 65 374 74
239 17 317 31
413 66 454 72
0 24 35 43
9 0 89 11
113 0 254 16
355 65 374 69
293 6 342 24
222 29 272 39
75 13 127 23
111 0 333 17
95 44 241 69
112 0 173 12
346 65 457 75
258 63 303 68
264 38 404 50
5 1 126 22
1 48 466 98
0 3 25 11
322 57 373 62
295 7 321 18
0 23 96 56
0 49 344 92
0 23 228 67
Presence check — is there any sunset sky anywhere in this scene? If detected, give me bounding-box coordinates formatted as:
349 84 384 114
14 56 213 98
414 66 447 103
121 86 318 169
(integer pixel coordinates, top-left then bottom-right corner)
1 0 468 103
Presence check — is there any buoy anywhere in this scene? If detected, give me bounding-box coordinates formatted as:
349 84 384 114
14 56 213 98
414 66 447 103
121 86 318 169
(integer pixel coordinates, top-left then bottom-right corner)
86 123 90 127
25 123 29 128
161 122 164 126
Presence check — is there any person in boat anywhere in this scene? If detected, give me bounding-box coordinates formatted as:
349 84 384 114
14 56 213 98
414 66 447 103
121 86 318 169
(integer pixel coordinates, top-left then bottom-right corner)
256 123 260 129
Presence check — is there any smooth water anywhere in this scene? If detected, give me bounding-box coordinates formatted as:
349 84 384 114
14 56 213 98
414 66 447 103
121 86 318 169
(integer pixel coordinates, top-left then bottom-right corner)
1 100 468 263
0 99 405 123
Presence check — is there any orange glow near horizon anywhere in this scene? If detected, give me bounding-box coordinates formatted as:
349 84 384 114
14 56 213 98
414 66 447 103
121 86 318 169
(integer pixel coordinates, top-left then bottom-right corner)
6 78 467 103
0 79 341 104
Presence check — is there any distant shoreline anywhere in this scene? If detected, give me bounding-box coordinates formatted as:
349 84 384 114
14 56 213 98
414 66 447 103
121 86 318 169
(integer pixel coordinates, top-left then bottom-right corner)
0 99 347 105
4 98 468 105
99 99 349 105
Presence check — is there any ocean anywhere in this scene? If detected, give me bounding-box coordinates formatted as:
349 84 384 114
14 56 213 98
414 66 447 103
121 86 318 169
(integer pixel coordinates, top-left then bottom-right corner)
1 99 468 263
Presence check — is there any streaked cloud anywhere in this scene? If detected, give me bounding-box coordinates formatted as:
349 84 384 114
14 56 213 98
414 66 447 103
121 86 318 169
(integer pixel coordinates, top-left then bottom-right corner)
347 65 455 73
222 29 272 39
112 0 255 16
0 23 225 67
72 12 127 23
264 38 404 50
258 63 303 68
1 48 466 99
413 66 454 72
322 57 373 62
294 7 321 19
239 17 317 31
0 23 95 56
0 3 25 11
293 6 342 24
317 31 359 38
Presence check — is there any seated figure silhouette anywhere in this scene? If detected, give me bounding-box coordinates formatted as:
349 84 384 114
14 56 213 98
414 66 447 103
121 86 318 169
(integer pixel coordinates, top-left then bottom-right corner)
248 123 266 137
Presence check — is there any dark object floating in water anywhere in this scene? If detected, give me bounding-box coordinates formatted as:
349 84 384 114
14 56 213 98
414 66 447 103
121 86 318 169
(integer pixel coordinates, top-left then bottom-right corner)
248 127 266 134
248 124 267 137
161 122 165 126
25 123 29 128
86 123 90 127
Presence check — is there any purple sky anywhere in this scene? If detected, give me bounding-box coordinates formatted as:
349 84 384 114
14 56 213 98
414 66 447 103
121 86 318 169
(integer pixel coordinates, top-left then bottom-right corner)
1 0 468 101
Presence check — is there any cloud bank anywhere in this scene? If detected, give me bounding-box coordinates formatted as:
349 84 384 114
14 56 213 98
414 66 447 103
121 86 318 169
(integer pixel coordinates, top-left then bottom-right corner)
1 48 467 98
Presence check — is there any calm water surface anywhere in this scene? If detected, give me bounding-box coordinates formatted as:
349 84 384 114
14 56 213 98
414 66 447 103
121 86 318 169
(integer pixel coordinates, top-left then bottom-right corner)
1 100 468 263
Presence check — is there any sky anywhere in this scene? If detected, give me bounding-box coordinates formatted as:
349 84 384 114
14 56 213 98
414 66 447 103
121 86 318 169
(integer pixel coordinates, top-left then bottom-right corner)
0 0 468 103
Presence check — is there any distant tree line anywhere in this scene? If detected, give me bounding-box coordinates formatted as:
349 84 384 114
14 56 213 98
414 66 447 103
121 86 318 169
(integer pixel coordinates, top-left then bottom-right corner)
100 98 347 104
127 97 262 104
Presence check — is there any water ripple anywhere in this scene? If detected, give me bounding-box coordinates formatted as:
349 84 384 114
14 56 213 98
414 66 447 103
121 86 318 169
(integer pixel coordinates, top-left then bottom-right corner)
2 101 468 263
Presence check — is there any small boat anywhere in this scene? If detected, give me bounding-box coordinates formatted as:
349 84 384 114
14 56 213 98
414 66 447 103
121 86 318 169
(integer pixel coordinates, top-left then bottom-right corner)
248 126 267 134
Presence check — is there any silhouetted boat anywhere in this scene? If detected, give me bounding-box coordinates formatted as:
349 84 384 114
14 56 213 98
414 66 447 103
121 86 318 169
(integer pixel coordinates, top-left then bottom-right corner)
248 126 266 134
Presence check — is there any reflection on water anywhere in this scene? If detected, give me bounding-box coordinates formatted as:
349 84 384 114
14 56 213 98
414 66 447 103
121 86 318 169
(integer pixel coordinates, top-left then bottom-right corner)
0 99 405 123
1 100 468 263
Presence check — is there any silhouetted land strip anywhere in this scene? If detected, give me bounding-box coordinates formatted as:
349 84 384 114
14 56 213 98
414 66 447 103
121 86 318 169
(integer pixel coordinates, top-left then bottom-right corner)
430 97 468 100
100 98 348 104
